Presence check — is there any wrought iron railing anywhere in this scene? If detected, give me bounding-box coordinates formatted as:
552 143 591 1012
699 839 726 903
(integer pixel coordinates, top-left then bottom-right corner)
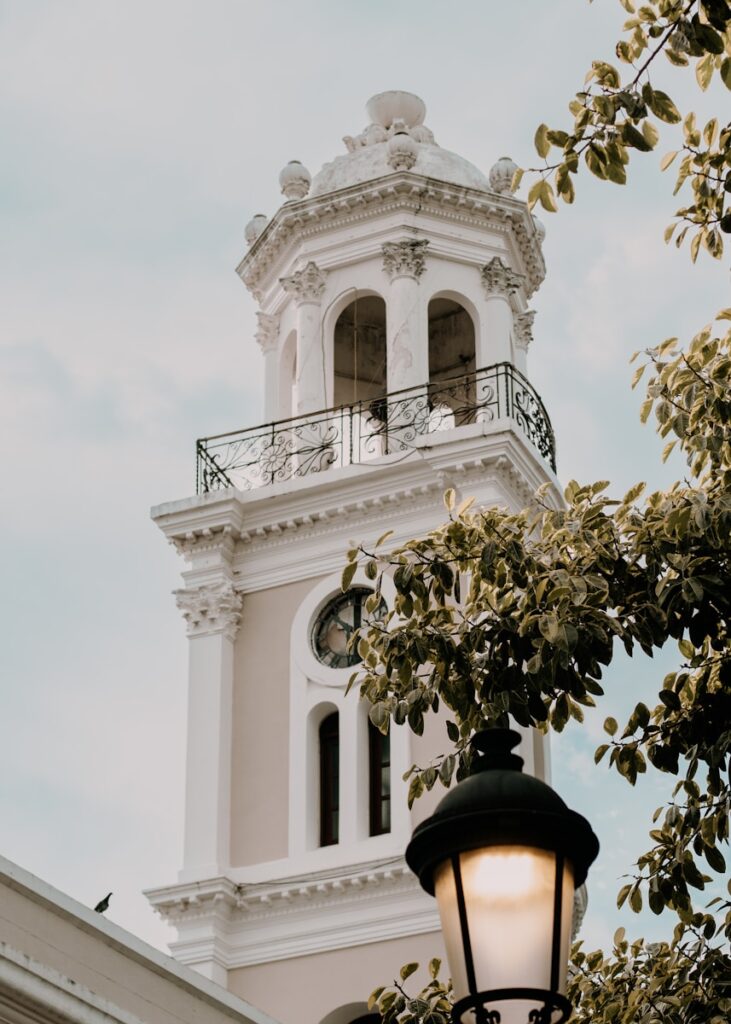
196 362 556 493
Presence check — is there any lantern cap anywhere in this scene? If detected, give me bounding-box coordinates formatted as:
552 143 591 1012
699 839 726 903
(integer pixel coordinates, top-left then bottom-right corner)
406 728 599 893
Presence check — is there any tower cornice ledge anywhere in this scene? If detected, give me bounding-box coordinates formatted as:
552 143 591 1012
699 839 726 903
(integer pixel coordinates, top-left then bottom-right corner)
237 172 545 301
152 427 561 590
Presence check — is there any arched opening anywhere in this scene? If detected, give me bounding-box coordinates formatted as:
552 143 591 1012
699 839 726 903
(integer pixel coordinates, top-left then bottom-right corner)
319 1005 378 1024
319 711 340 847
368 720 391 837
333 296 387 409
428 297 476 427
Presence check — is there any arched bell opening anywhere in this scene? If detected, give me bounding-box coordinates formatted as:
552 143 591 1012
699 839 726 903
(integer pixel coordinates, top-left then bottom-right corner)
333 295 387 410
427 297 476 429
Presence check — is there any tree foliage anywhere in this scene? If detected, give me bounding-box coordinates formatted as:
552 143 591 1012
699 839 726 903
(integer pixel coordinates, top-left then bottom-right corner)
358 3 731 1022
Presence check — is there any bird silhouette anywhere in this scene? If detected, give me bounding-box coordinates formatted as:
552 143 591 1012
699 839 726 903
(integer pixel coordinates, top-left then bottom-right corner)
94 892 112 914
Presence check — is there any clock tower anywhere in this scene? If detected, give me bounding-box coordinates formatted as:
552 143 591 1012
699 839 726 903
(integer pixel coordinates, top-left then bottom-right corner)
146 91 563 1024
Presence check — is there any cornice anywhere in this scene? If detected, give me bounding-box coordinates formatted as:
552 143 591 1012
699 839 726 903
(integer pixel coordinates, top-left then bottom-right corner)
145 858 440 968
152 426 561 591
237 173 545 300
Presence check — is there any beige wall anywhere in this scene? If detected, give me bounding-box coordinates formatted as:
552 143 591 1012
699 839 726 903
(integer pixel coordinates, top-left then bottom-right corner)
0 858 272 1024
231 576 325 866
229 931 446 1024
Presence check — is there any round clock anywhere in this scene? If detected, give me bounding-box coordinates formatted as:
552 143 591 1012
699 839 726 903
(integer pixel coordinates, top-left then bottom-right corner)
312 587 385 669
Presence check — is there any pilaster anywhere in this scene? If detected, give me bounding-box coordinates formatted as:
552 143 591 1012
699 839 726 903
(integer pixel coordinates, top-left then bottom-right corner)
255 313 280 421
382 240 429 394
281 262 328 415
175 580 243 881
513 309 535 376
480 256 523 366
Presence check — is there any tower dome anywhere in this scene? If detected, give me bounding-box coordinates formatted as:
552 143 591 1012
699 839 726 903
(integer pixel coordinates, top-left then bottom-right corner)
310 90 491 196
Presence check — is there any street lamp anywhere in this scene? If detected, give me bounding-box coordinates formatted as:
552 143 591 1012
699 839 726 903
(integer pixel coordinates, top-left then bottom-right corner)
405 728 599 1024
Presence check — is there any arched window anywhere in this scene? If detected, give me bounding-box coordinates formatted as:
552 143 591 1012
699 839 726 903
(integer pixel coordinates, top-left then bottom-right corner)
333 296 387 408
319 712 339 846
368 721 391 836
428 297 476 425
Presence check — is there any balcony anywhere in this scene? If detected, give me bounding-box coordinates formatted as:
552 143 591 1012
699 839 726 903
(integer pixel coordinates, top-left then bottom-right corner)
196 362 556 494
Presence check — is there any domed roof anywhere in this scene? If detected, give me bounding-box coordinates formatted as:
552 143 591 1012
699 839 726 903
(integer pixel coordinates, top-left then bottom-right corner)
310 91 491 196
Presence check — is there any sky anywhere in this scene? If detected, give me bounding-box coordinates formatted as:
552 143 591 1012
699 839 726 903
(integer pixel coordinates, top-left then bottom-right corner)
1 0 728 982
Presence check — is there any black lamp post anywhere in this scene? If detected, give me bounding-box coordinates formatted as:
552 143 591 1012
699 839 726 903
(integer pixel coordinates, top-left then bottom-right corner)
405 729 599 1024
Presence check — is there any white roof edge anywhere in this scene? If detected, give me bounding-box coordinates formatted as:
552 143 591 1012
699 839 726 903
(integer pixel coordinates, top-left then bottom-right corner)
0 856 280 1024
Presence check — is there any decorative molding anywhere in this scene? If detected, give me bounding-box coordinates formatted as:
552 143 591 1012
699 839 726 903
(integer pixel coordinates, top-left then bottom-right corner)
254 312 279 353
153 427 560 592
279 261 327 304
381 239 429 281
146 858 440 969
514 309 536 352
236 175 546 301
480 256 524 298
175 581 243 641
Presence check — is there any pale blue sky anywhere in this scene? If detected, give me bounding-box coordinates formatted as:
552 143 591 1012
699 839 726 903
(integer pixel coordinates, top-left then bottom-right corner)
1 0 728 976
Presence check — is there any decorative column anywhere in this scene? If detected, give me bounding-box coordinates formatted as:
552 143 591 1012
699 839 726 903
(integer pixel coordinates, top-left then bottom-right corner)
513 309 535 377
480 256 524 366
175 580 243 880
280 261 328 416
255 312 280 421
382 240 429 393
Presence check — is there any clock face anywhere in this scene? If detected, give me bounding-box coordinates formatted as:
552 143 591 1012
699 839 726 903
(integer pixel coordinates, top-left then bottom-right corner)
312 587 385 669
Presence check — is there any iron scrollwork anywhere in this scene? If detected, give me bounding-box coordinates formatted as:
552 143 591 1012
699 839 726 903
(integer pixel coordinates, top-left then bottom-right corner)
196 362 556 493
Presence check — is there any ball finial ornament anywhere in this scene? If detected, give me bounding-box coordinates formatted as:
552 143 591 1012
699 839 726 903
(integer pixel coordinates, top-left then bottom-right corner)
245 213 268 246
489 155 519 194
279 160 311 201
387 131 418 172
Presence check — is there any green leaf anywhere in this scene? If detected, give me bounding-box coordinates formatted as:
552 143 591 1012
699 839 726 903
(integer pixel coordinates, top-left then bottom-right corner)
647 89 681 124
622 122 653 152
511 167 524 193
534 123 551 159
400 962 419 981
428 957 442 980
617 883 632 908
341 561 357 592
660 150 678 171
604 716 619 736
375 530 394 548
443 488 456 512
629 885 643 912
595 743 610 764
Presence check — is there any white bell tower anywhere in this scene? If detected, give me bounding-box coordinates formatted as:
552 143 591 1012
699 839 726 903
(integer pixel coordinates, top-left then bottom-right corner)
146 91 562 1024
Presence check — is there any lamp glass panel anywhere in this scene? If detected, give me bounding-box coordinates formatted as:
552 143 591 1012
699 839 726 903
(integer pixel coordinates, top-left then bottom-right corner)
434 846 574 1022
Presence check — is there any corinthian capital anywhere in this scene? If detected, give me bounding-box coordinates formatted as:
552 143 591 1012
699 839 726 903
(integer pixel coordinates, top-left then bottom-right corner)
514 310 536 352
481 257 524 298
255 312 280 353
382 239 429 281
280 261 327 304
175 581 243 641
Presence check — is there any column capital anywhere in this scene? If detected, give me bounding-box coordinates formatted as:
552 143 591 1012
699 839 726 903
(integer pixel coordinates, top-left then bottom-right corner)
175 581 243 642
514 310 536 352
382 239 429 281
480 256 524 298
280 261 327 304
255 312 280 353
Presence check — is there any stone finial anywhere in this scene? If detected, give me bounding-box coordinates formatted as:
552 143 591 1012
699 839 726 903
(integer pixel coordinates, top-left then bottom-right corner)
387 132 418 171
514 310 536 352
382 239 429 281
175 581 243 642
279 160 311 201
489 155 518 195
280 261 327 303
245 213 268 246
480 256 524 298
532 214 546 244
366 90 426 129
255 312 280 353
